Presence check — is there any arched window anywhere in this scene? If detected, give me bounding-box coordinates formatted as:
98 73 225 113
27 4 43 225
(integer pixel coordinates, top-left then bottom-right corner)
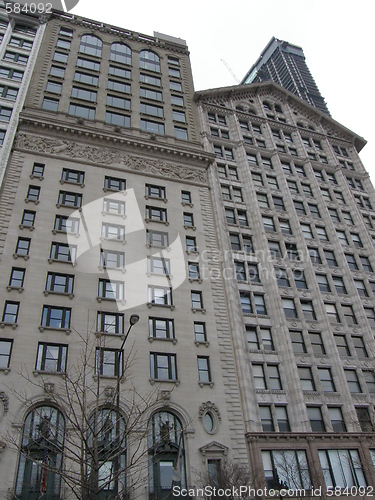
79 35 102 58
148 411 186 499
15 405 65 499
110 43 131 65
87 409 126 499
140 50 160 73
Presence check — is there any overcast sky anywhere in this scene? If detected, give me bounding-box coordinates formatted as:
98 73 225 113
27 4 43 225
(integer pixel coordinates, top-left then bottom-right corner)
71 0 373 182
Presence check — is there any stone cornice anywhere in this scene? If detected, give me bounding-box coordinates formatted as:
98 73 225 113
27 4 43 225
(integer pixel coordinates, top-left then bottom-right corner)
247 432 375 442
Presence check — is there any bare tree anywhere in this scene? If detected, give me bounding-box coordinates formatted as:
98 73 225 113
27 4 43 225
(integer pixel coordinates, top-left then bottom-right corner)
2 322 161 500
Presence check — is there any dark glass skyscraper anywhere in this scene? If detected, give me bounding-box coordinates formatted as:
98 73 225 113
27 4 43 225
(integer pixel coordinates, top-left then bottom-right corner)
242 36 330 115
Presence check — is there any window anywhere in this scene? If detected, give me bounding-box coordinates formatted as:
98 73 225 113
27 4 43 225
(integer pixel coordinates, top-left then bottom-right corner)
46 81 62 94
181 190 191 204
2 301 19 324
353 337 368 358
308 407 325 432
79 35 102 57
360 256 373 272
336 230 348 246
259 406 274 432
254 295 267 315
334 335 350 356
191 291 203 310
197 356 211 383
101 222 125 241
298 367 315 391
318 368 335 392
300 223 313 239
0 339 13 369
148 317 174 340
141 104 164 118
345 370 361 393
345 254 358 270
146 206 167 223
319 450 366 488
68 103 95 120
98 279 124 300
56 38 70 50
110 42 131 65
342 304 357 325
183 213 194 227
148 286 173 306
307 247 321 264
140 119 165 135
77 57 100 71
21 210 35 227
41 305 71 329
0 66 23 80
267 176 279 190
106 95 130 111
54 215 79 234
276 407 290 431
3 51 28 65
262 216 275 232
287 180 298 194
328 208 340 223
316 274 330 292
301 301 316 321
104 176 125 191
45 272 74 294
0 84 18 100
268 365 282 390
316 226 328 241
140 50 160 72
59 27 73 37
291 331 306 353
262 450 311 490
279 219 292 235
100 249 124 269
147 230 168 248
193 322 207 343
294 270 307 289
95 348 122 377
325 303 340 323
61 168 85 185
276 269 289 288
15 406 65 499
309 333 325 355
324 250 337 267
30 163 44 178
42 97 59 111
50 242 76 263
9 268 25 289
328 408 346 432
294 200 306 216
282 298 297 319
269 241 281 259
150 353 177 380
15 237 30 256
240 293 252 314
108 80 130 93
147 256 170 276
286 243 300 261
145 184 166 200
96 311 124 335
356 408 372 432
103 198 125 215
36 343 67 372
363 371 375 393
253 364 266 389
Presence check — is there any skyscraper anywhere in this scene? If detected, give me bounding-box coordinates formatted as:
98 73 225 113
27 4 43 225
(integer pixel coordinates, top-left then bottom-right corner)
241 37 330 115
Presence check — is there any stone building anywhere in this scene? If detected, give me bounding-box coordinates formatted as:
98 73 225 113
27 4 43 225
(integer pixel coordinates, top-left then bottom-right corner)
0 10 247 499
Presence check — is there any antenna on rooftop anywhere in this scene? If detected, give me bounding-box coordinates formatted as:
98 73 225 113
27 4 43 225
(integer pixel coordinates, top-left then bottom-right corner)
220 59 240 84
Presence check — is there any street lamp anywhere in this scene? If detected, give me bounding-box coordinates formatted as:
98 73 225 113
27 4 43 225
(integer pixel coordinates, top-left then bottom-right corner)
115 313 140 497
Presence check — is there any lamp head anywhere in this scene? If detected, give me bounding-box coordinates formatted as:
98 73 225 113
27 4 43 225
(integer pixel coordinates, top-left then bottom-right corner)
129 314 140 326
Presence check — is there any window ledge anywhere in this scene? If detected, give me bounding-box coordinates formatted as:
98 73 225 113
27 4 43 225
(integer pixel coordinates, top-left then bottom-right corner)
149 378 180 386
182 202 194 208
95 331 124 338
188 278 202 283
144 195 168 203
144 218 169 226
184 225 196 231
186 250 199 255
19 224 34 231
44 290 74 299
103 188 126 195
6 286 23 293
147 302 175 310
147 272 173 279
24 198 39 204
30 174 44 180
192 308 206 314
52 229 80 238
148 337 177 345
13 254 29 260
195 341 210 347
0 367 10 374
33 370 65 377
98 265 126 273
97 296 125 304
48 258 75 266
39 326 71 334
100 236 126 245
101 211 127 219
0 322 17 329
60 179 85 188
199 381 214 388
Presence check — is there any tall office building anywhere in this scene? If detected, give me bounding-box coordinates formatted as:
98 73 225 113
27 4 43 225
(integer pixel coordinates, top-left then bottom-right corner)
0 10 248 500
195 80 375 491
241 37 330 116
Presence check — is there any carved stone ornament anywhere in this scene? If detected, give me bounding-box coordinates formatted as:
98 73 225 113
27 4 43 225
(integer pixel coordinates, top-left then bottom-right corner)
15 133 207 184
198 401 221 421
0 391 9 421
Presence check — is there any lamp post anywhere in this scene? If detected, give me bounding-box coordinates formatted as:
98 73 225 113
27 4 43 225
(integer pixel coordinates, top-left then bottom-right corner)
115 313 139 498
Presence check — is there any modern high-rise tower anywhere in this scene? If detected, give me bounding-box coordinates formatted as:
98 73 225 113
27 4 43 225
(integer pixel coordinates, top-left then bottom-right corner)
241 37 330 116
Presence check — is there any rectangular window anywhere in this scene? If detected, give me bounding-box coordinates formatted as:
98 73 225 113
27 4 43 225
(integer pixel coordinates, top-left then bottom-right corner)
254 295 267 315
269 241 282 259
301 224 313 239
50 242 76 263
318 368 335 392
276 269 290 288
148 317 174 340
291 331 306 353
150 353 177 380
301 301 316 321
98 279 124 300
360 256 373 272
307 407 325 432
262 216 275 232
106 111 131 127
58 191 82 208
197 356 211 383
294 201 306 216
319 450 366 488
77 57 100 71
96 311 124 335
240 293 252 314
325 303 340 323
147 256 170 275
324 250 337 267
316 274 331 292
146 206 167 222
259 406 274 432
68 104 95 120
282 298 297 319
2 301 19 324
15 237 30 256
61 168 85 185
309 333 326 355
253 364 266 389
334 335 350 356
95 348 122 377
183 213 194 227
103 198 125 215
194 322 207 343
54 215 80 234
145 184 166 199
21 210 36 227
268 365 282 390
74 71 99 86
148 286 173 306
309 247 322 264
298 367 315 391
45 272 74 294
104 176 126 191
344 370 361 393
9 268 25 289
101 222 125 241
0 339 13 369
188 262 200 279
316 226 328 241
108 79 130 93
100 249 125 269
279 219 292 235
191 291 203 310
36 343 67 372
262 450 311 490
328 407 346 432
342 305 357 325
31 163 44 178
352 337 368 358
147 230 168 248
309 204 320 219
41 305 71 329
363 371 375 393
42 97 59 112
